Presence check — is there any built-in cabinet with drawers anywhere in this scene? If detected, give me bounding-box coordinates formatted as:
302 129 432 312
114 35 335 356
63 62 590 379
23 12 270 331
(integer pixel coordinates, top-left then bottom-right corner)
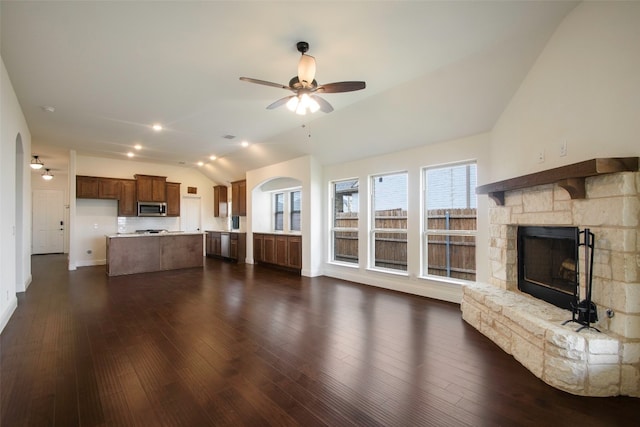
206 231 246 263
76 174 180 217
253 233 301 272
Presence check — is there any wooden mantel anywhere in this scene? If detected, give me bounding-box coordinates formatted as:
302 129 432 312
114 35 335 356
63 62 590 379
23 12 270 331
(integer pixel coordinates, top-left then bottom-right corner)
476 157 639 205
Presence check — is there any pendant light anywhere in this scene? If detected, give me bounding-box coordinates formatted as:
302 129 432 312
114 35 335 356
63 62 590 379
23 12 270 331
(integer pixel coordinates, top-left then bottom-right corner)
30 155 44 170
41 168 54 181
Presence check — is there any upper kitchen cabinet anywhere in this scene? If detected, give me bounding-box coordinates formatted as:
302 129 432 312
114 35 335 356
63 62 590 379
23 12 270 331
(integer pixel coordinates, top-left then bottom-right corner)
98 178 121 199
77 176 121 199
213 185 228 217
166 182 181 217
135 174 167 202
231 179 246 216
76 176 99 198
118 179 137 216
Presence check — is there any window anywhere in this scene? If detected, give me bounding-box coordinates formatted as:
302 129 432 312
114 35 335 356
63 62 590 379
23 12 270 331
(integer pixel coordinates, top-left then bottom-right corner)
371 172 408 272
331 179 359 264
290 190 301 231
272 188 301 233
423 162 477 281
274 192 284 231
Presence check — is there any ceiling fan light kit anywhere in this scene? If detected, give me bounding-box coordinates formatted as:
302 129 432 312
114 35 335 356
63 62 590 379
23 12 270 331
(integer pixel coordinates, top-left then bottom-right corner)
240 41 365 115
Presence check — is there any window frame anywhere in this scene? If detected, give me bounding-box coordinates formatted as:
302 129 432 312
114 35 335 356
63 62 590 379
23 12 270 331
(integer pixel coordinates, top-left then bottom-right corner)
330 178 360 266
273 192 284 231
369 171 409 274
290 190 301 232
270 187 302 233
421 161 477 283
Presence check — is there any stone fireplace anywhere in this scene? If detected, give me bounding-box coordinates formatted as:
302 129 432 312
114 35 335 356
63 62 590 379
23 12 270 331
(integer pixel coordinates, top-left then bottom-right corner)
462 159 639 397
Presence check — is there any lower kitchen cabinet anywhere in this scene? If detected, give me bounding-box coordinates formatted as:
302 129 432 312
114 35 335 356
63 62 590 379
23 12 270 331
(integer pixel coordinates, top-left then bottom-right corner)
206 231 245 263
253 233 302 273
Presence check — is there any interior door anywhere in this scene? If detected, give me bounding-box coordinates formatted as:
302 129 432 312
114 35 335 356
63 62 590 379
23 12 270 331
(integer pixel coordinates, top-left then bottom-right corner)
182 196 201 232
32 189 64 254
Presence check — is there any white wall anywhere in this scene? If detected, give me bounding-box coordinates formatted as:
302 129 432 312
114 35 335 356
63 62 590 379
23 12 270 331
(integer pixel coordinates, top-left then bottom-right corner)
323 133 491 303
69 155 220 268
247 155 323 277
0 56 32 332
490 1 640 182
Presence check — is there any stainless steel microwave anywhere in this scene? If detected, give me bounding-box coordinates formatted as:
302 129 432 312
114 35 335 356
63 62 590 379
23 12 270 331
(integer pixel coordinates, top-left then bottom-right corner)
137 202 167 217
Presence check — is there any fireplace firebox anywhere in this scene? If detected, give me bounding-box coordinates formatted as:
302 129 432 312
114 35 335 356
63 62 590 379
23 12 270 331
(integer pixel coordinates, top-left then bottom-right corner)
517 226 579 310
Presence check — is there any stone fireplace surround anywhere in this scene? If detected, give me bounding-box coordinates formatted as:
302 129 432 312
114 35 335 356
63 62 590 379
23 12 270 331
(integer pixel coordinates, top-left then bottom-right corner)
462 160 639 397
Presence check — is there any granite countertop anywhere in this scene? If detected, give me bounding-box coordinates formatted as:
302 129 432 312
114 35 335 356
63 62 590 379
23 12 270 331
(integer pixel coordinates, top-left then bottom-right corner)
204 230 245 233
107 231 205 238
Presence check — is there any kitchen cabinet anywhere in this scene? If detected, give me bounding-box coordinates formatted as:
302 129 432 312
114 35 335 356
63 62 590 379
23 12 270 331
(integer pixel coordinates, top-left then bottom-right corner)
253 233 301 272
213 185 228 217
263 234 276 264
253 233 264 263
286 235 302 269
77 176 137 216
99 178 121 199
135 174 167 202
118 179 137 216
206 231 245 263
76 176 99 198
229 233 246 262
106 232 204 276
231 179 247 216
207 232 222 257
275 235 288 266
166 182 181 216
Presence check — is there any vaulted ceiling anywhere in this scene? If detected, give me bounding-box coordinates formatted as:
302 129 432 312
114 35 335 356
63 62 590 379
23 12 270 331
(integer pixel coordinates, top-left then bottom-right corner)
1 1 578 184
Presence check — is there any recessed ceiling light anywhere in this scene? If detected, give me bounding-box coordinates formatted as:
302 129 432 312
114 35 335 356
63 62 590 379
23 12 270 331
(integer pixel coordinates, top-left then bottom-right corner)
127 152 134 158
152 123 163 131
241 141 249 148
197 161 204 167
209 155 217 161
134 144 142 150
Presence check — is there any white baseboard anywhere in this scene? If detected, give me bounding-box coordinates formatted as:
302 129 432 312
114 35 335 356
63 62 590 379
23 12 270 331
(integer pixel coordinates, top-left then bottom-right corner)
323 264 463 304
75 259 106 267
0 296 18 334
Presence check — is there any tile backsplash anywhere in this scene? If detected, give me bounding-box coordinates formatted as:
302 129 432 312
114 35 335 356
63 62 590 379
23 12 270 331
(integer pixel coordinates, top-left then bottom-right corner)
117 216 180 233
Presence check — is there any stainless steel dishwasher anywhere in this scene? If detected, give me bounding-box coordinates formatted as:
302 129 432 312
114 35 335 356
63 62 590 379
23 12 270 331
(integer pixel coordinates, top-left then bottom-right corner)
221 233 230 257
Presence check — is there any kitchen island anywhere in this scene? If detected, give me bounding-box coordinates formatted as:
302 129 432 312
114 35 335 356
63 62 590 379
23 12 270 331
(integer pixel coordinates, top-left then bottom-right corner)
106 231 204 276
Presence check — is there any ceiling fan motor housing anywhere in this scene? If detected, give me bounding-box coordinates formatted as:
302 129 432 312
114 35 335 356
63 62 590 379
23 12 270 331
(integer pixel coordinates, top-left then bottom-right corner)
296 41 309 54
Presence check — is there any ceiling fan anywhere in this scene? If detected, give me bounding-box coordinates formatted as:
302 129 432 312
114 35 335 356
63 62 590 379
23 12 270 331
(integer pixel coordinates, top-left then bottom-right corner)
240 41 366 115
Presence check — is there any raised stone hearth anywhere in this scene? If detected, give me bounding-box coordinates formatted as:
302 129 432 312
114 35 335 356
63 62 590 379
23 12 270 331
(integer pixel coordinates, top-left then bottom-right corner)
463 165 640 397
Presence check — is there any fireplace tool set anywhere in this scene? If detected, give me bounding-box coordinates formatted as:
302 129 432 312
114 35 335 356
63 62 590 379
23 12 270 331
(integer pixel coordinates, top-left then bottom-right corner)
563 228 599 332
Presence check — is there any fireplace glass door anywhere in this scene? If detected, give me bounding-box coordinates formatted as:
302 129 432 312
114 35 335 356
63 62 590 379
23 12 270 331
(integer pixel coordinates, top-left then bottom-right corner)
517 226 579 310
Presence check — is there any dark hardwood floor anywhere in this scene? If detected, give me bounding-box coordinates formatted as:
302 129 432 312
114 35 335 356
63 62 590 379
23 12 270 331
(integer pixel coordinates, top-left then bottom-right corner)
1 255 637 426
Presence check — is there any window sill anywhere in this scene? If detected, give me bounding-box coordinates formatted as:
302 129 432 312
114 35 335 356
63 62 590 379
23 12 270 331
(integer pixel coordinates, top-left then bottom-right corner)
366 267 409 277
418 274 468 286
328 260 359 269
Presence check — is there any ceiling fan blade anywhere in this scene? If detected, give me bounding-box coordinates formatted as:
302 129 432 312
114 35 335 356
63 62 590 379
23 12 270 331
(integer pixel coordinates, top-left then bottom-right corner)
267 95 296 110
239 77 290 90
311 95 334 113
316 81 366 93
